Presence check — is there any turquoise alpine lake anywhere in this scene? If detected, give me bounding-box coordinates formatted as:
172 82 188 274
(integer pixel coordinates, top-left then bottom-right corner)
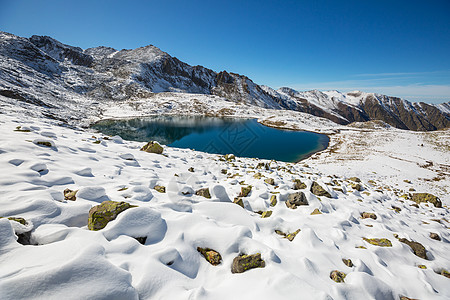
92 116 329 162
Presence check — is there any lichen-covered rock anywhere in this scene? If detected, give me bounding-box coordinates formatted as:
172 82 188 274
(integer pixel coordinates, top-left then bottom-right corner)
63 188 78 201
311 208 322 215
264 178 275 185
418 264 427 269
293 179 306 190
286 192 308 209
88 201 136 231
253 172 263 179
231 253 265 273
197 247 222 266
342 258 353 267
361 212 377 220
398 238 427 259
391 205 401 213
363 237 392 247
261 211 272 218
154 185 166 193
400 296 419 300
349 177 361 182
4 217 32 245
224 154 235 161
195 188 211 199
7 217 27 226
330 270 346 283
286 229 301 241
310 182 332 198
411 193 442 208
351 183 364 191
233 197 244 208
239 186 252 197
270 194 277 207
221 169 228 174
429 232 441 241
140 141 163 154
441 269 450 278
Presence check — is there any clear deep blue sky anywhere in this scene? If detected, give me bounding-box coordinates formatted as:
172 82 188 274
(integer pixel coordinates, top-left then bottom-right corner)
1 0 449 103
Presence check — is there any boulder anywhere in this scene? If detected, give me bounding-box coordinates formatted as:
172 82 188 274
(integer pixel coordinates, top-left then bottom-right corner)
63 188 78 201
411 193 442 208
310 208 322 215
310 182 332 198
239 186 252 197
140 141 163 154
361 212 377 220
231 253 265 273
264 178 275 185
330 270 346 283
88 201 136 231
398 238 427 259
285 192 308 209
197 247 222 266
195 188 211 199
293 179 306 190
154 185 166 193
430 232 441 241
233 197 244 208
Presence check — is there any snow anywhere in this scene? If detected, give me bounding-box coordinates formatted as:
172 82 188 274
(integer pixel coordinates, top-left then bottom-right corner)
0 103 449 299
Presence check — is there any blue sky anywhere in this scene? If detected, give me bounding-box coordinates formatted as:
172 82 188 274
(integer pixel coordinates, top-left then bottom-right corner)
1 0 449 103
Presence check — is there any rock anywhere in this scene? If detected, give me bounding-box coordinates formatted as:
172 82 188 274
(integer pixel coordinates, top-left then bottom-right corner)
233 197 244 208
311 208 322 215
411 193 442 208
188 167 194 172
154 185 166 193
361 212 377 220
286 229 301 241
261 211 272 218
293 179 306 190
351 183 364 191
224 154 235 161
349 177 361 182
140 141 163 154
392 205 401 213
400 296 418 300
441 269 450 278
418 265 427 269
330 270 346 283
221 169 228 174
195 188 211 199
310 182 332 198
135 237 147 244
7 217 27 226
197 247 222 266
398 238 427 259
5 217 32 245
342 258 353 267
264 178 275 185
430 232 441 241
363 237 392 247
63 188 78 201
88 201 136 231
285 192 308 209
231 253 265 273
253 172 263 179
239 186 252 197
270 194 277 206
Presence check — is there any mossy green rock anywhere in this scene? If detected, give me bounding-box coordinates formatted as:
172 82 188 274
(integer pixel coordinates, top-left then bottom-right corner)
195 188 211 199
293 179 306 190
231 253 265 273
154 185 166 193
140 141 163 154
310 182 332 198
286 229 301 241
363 237 392 247
88 201 136 231
239 186 252 197
330 270 346 283
261 211 272 218
411 193 442 208
398 238 427 259
197 247 222 266
270 194 277 207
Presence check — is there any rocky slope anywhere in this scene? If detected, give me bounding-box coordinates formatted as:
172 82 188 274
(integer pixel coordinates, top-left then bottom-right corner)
0 31 449 130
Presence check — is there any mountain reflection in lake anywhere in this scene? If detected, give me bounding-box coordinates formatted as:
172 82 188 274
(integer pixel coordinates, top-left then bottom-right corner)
92 116 329 162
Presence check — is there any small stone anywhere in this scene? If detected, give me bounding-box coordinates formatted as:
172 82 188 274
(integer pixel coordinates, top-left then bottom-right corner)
310 182 332 198
356 246 367 249
63 188 78 201
231 253 265 273
195 188 211 199
233 197 244 208
349 177 361 182
418 265 427 269
221 169 228 174
398 238 427 259
403 179 412 184
363 237 392 247
441 269 450 278
7 217 28 226
261 211 272 218
429 232 441 241
239 186 252 197
361 212 377 220
270 194 277 207
118 187 128 191
411 193 442 208
330 270 346 283
392 205 401 213
140 141 163 154
311 208 322 215
224 154 235 161
409 188 416 191
253 172 263 179
197 247 222 266
154 185 166 193
285 192 308 209
342 258 353 267
286 229 301 241
351 183 364 191
264 178 275 185
14 126 31 132
293 179 306 190
400 296 418 300
88 201 136 231
188 167 194 172
36 141 52 147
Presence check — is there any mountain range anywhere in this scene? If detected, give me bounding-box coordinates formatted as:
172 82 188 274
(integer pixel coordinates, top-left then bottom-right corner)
0 31 449 131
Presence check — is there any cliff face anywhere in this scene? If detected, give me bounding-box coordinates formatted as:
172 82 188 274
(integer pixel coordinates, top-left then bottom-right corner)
0 31 448 130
